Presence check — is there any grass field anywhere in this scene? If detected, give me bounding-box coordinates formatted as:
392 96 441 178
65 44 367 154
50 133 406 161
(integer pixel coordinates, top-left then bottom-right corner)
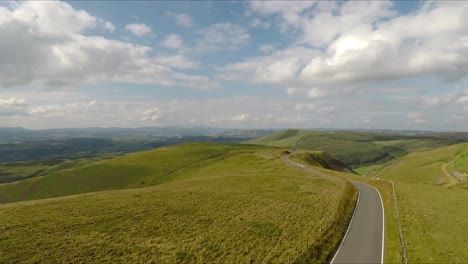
248 129 463 168
0 143 256 203
370 143 468 263
0 158 105 184
287 152 405 264
0 143 357 263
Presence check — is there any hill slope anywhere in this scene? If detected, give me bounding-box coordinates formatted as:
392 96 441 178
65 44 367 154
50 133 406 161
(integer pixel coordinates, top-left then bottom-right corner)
374 143 468 263
0 143 351 203
0 143 357 263
248 129 463 167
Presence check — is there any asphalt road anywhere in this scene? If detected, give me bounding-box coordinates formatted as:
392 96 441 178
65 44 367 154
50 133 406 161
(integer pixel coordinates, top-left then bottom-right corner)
331 182 384 264
282 153 384 264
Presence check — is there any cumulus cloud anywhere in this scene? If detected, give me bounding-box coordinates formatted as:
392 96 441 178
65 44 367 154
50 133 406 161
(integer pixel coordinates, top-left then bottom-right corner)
28 101 98 118
0 97 30 115
125 23 152 36
232 113 250 122
218 46 320 83
0 1 214 89
141 107 162 121
154 55 198 69
249 1 316 30
0 93 464 130
103 21 115 33
456 95 468 105
242 1 468 86
161 34 183 49
250 18 270 29
197 23 249 51
174 13 193 27
421 96 441 108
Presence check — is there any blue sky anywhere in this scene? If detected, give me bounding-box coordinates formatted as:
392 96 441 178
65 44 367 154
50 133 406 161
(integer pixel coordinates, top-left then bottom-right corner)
0 0 468 130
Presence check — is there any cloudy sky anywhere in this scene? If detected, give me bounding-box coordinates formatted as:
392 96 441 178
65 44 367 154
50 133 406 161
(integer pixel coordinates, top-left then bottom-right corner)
1 0 468 130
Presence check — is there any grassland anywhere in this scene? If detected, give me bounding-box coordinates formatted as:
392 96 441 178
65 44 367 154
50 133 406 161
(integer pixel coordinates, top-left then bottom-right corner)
0 158 105 184
369 143 468 263
248 129 463 168
0 143 357 263
287 152 405 264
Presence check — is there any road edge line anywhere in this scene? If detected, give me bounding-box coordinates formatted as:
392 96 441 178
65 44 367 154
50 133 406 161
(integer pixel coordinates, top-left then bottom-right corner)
330 186 361 264
368 184 385 264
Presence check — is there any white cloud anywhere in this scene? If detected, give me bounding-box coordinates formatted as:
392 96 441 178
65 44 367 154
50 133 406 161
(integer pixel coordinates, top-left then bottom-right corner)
249 1 316 30
28 101 98 118
125 23 152 36
197 23 249 51
0 94 465 130
456 95 468 104
0 1 214 89
103 21 115 33
408 112 427 124
3 1 98 35
154 55 198 69
174 13 193 27
218 46 320 83
0 97 30 115
250 18 270 29
259 44 275 53
161 34 183 49
141 107 161 121
307 88 327 98
232 113 250 122
245 1 468 86
421 96 441 108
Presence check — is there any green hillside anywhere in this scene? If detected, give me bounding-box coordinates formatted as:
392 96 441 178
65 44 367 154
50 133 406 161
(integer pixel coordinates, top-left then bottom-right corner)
0 143 354 204
288 151 356 174
0 143 357 263
372 143 468 263
0 158 105 184
248 129 462 167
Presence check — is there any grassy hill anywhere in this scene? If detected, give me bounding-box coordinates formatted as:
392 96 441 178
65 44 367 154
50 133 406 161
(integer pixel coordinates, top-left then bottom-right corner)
248 129 463 167
0 143 357 263
0 158 106 184
371 143 468 263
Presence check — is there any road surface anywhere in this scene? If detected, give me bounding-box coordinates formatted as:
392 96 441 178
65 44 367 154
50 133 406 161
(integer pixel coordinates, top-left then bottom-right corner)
282 153 384 264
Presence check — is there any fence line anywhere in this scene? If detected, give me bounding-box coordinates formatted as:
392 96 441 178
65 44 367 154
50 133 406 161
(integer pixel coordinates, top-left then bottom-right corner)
391 180 408 264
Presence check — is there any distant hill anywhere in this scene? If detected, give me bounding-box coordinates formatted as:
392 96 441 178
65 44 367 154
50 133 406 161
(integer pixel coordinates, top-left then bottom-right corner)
248 129 467 167
0 127 277 163
0 142 352 203
0 127 276 144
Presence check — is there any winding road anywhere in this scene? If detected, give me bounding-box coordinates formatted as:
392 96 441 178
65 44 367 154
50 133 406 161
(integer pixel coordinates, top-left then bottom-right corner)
282 153 385 264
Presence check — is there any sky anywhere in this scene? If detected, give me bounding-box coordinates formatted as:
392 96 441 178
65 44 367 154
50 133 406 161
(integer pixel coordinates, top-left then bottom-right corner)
1 0 468 131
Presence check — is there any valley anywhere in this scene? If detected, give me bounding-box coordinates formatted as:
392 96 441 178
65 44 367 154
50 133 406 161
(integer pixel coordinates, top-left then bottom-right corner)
1 129 468 263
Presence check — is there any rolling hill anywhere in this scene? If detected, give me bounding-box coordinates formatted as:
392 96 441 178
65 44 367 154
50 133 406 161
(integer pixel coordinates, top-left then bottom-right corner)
371 143 468 263
0 142 357 263
248 129 465 167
